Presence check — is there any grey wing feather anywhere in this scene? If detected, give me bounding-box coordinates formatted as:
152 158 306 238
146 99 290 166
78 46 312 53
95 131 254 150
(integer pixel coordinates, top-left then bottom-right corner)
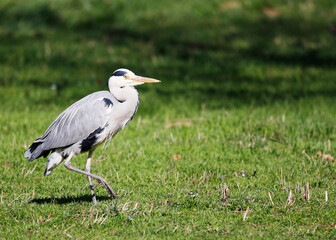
42 91 113 149
26 91 114 160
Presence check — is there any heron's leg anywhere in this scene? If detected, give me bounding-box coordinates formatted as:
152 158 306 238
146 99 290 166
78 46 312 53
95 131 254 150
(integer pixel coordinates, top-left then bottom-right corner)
64 152 118 199
86 151 97 205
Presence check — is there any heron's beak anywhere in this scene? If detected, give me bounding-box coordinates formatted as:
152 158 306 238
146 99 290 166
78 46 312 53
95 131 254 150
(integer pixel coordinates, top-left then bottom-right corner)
131 76 161 83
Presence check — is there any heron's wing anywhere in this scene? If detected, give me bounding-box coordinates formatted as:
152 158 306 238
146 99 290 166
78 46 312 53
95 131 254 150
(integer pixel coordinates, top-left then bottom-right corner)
39 91 114 151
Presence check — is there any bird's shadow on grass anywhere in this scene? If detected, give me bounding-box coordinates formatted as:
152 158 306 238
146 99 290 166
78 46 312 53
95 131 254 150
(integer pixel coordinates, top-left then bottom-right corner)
30 194 112 205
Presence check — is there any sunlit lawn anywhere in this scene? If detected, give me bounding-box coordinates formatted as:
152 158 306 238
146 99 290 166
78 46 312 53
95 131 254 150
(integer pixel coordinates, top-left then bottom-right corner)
0 0 336 238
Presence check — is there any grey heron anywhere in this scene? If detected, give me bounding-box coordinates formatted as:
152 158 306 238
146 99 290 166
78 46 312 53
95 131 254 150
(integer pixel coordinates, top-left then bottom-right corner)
24 68 160 205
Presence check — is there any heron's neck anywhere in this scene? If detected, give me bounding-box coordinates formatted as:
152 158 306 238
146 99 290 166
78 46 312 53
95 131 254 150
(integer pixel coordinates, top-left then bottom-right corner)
110 86 139 106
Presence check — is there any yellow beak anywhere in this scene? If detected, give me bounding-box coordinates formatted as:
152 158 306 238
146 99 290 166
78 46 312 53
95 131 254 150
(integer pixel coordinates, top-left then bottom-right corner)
131 76 161 83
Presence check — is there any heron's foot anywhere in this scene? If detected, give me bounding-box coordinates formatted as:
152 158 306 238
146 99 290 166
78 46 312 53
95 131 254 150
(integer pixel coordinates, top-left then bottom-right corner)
98 178 118 198
92 181 101 190
64 154 117 204
92 196 98 205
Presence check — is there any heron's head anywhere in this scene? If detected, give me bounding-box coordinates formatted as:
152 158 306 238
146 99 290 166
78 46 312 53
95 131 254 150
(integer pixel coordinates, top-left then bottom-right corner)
108 68 160 89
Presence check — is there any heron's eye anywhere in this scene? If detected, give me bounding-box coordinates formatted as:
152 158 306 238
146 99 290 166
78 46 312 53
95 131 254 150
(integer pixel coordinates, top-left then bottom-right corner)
123 75 128 79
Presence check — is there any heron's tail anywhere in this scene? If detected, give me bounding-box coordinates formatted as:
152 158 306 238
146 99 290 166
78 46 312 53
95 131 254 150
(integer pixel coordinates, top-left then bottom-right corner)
24 140 49 161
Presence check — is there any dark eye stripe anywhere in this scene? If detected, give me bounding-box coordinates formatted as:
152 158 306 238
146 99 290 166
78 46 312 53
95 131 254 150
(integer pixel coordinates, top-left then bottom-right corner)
112 70 127 77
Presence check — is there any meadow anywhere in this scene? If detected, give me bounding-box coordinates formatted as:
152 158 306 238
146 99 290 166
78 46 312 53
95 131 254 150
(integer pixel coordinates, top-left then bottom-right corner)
0 0 336 238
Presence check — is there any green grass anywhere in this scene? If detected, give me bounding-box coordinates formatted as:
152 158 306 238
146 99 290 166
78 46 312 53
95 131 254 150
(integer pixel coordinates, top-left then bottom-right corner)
1 0 336 238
